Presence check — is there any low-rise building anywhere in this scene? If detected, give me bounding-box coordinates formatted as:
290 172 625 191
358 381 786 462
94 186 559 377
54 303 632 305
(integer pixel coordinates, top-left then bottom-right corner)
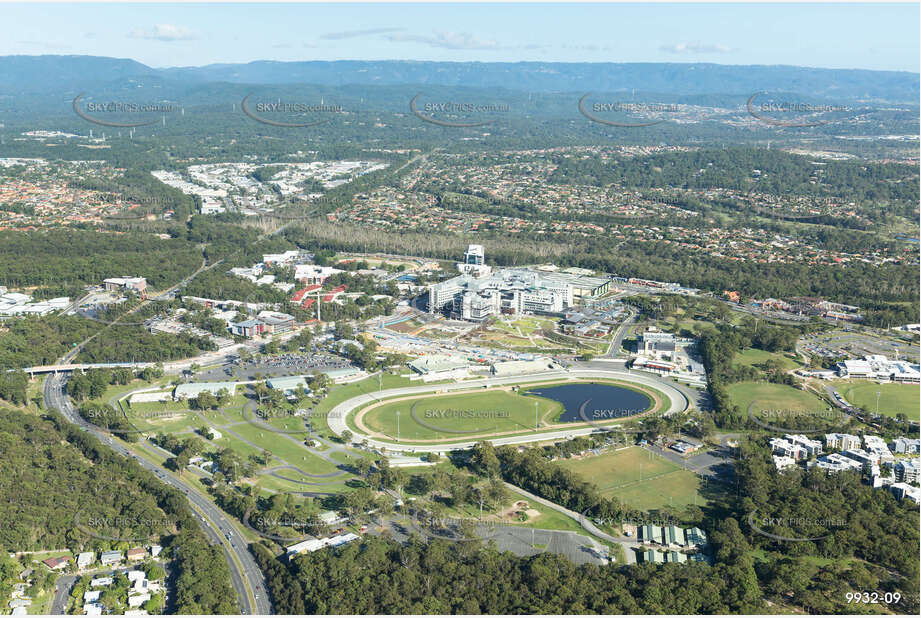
825 433 860 451
836 355 921 383
99 550 123 566
490 358 554 377
685 527 708 547
641 525 663 544
841 448 878 467
173 381 237 400
891 437 921 454
813 452 865 473
769 437 806 461
257 310 295 334
230 318 267 338
773 454 797 471
786 434 823 456
76 552 94 569
128 593 151 608
664 526 686 546
42 556 70 570
894 459 920 484
286 533 359 560
890 482 921 504
407 354 471 382
103 277 147 298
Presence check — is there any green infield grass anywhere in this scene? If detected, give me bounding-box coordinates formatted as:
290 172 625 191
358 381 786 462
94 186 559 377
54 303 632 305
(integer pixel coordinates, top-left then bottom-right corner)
360 389 562 440
843 381 920 420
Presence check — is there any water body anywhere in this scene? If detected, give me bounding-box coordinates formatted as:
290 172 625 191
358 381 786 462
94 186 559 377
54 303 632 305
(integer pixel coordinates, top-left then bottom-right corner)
524 382 652 423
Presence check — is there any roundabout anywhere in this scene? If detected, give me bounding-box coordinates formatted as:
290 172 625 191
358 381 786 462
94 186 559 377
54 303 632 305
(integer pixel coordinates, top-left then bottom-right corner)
328 368 690 454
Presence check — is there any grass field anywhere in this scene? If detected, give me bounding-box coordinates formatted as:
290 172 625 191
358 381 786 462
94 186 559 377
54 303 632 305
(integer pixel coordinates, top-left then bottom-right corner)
362 389 563 440
309 373 416 436
734 348 803 371
557 447 705 512
727 381 828 415
230 423 341 474
843 381 920 420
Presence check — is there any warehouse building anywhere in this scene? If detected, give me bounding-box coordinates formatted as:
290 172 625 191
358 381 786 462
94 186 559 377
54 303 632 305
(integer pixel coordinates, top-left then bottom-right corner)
408 354 471 382
490 358 555 377
174 382 237 400
104 277 147 298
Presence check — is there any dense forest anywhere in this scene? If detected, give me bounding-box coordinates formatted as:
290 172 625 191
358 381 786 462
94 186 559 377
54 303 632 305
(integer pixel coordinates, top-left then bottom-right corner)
0 229 202 292
734 440 919 614
0 408 238 614
548 148 919 210
253 521 762 614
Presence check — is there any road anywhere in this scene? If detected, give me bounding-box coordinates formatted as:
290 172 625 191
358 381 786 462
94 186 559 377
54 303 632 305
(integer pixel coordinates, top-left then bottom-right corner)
602 307 636 358
43 373 271 615
50 574 78 615
327 365 690 454
502 483 639 564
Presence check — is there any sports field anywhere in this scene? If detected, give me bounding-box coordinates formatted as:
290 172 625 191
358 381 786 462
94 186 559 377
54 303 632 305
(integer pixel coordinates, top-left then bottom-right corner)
843 382 920 420
728 381 827 415
557 447 704 512
361 389 563 440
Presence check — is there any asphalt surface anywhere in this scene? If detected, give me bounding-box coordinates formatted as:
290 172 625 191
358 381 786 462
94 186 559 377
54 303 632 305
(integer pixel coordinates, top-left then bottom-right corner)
375 517 610 566
43 373 271 616
50 574 78 614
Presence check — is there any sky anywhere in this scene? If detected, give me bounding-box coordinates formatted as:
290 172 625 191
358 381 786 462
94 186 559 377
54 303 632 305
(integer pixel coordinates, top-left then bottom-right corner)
1 2 918 72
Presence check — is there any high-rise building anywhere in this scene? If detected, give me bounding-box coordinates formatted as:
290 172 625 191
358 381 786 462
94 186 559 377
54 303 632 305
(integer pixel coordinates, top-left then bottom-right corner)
464 244 485 265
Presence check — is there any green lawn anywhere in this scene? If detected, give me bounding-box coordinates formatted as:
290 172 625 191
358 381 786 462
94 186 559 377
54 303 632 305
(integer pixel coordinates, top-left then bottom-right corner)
309 373 416 436
229 423 342 474
843 381 920 420
361 389 562 440
734 348 803 371
727 381 828 415
557 447 705 513
209 433 263 460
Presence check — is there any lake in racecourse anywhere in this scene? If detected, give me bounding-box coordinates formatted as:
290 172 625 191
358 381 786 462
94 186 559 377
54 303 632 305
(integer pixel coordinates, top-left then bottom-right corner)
524 382 652 423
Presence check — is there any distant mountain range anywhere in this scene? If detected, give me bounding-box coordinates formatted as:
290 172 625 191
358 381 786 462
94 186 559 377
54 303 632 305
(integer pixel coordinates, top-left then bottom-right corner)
0 55 918 103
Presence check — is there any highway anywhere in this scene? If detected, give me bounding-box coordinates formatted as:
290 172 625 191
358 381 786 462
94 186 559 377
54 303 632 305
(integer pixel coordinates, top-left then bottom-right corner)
327 365 690 454
43 373 272 615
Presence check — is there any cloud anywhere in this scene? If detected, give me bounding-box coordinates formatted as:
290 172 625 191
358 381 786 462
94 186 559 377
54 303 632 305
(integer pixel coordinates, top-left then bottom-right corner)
385 31 501 50
128 24 197 41
320 27 404 40
659 42 734 54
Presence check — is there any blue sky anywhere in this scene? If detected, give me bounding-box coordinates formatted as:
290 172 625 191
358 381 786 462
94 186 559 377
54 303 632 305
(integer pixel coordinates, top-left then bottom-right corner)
1 2 918 72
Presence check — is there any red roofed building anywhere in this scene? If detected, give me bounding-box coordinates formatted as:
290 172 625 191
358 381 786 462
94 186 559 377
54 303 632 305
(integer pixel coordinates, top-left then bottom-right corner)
322 284 347 302
291 284 322 303
43 556 71 570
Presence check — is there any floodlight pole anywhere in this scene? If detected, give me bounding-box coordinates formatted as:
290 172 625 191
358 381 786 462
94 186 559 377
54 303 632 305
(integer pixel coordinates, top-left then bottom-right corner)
396 410 400 441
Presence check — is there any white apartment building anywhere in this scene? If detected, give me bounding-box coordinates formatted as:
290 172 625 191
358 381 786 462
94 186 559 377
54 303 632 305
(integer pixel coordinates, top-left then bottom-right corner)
825 433 860 451
891 437 921 454
786 434 823 457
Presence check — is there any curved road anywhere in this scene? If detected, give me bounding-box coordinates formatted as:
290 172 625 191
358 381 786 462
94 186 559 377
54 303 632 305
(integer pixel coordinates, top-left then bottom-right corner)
43 373 271 615
327 367 690 454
